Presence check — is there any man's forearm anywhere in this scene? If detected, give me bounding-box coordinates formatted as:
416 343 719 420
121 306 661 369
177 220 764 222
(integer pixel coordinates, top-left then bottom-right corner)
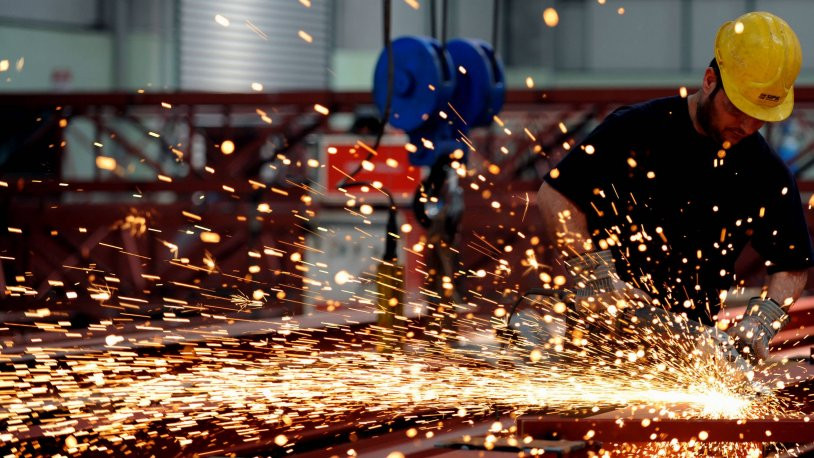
766 269 807 311
536 182 592 257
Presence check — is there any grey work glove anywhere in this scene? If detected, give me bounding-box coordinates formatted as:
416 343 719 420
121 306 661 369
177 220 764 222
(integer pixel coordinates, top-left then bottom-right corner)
727 297 790 364
564 250 649 316
696 325 754 375
698 324 770 394
631 306 744 366
630 305 763 391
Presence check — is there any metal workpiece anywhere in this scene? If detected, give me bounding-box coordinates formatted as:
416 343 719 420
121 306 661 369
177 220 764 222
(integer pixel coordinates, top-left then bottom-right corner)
516 416 814 443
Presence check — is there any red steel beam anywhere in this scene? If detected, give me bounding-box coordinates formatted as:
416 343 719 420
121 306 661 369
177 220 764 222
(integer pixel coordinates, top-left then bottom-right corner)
2 179 307 195
793 181 814 193
0 91 372 110
516 416 814 443
0 88 728 109
1 178 539 198
5 87 814 109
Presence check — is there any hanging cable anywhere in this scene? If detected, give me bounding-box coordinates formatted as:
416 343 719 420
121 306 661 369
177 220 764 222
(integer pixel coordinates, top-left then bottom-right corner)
430 0 437 40
337 0 393 189
411 153 452 229
342 182 399 261
491 0 500 54
440 0 448 52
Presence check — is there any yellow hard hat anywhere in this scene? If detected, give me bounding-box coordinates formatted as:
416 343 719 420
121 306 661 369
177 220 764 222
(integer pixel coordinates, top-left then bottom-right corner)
715 11 802 122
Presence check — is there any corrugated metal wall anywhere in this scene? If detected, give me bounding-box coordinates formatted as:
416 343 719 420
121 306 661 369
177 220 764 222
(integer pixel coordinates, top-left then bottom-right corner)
180 0 332 92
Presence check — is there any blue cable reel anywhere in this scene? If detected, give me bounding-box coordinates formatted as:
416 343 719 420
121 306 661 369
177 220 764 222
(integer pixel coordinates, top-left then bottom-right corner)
373 36 455 132
446 38 505 129
373 36 457 166
373 36 505 166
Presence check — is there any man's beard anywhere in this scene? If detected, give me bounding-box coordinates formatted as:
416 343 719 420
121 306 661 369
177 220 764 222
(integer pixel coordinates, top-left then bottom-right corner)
696 92 724 145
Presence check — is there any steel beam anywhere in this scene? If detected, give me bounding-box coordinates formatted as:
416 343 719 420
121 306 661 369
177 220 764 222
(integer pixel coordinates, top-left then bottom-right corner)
5 88 814 109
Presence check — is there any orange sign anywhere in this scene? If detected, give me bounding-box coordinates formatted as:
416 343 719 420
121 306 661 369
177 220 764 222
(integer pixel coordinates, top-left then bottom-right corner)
321 135 423 203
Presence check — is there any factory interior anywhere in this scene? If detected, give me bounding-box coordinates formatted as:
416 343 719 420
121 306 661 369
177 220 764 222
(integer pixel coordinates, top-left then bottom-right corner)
2 1 814 456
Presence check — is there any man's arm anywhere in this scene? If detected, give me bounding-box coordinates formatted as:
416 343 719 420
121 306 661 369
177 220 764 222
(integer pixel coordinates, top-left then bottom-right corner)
536 181 592 257
726 269 807 363
767 269 808 310
537 180 651 316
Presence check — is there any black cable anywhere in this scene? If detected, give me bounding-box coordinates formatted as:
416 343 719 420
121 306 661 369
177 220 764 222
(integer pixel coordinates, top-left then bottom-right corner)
411 153 453 229
342 182 399 261
440 0 448 52
337 0 393 189
430 0 437 39
491 0 499 54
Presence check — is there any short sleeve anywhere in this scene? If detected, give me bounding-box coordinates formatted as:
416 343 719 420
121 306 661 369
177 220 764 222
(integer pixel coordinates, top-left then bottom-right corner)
751 164 814 274
544 108 639 215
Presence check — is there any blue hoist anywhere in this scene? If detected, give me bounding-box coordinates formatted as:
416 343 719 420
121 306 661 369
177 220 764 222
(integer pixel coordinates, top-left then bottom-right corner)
369 34 506 343
372 36 505 166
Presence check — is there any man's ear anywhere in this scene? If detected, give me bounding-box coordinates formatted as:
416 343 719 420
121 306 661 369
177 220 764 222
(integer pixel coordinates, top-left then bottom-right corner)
702 67 718 95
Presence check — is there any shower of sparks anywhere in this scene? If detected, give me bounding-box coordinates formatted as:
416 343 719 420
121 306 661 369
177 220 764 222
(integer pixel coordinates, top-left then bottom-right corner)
2 67 813 458
0 290 807 456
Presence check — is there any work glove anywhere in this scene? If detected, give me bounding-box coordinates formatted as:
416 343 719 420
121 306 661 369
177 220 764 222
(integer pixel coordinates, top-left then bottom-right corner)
564 250 649 317
696 325 753 374
631 305 764 392
697 323 771 394
727 297 790 364
630 306 744 366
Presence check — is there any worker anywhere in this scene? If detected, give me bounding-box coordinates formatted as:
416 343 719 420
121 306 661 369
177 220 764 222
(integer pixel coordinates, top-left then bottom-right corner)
536 12 813 365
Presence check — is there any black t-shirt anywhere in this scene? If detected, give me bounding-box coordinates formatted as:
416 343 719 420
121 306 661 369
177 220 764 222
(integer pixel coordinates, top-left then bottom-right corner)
545 96 814 322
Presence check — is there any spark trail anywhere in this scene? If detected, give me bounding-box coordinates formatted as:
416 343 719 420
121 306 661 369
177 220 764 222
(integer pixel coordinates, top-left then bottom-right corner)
0 306 801 457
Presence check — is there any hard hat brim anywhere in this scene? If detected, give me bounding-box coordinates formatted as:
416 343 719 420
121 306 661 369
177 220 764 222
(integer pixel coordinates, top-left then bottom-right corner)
719 60 795 123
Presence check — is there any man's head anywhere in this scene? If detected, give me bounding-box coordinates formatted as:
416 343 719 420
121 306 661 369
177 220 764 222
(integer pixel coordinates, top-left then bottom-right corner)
696 59 765 146
696 12 802 147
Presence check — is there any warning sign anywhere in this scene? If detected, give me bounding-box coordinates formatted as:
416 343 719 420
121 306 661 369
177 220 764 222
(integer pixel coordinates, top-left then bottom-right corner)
320 135 423 203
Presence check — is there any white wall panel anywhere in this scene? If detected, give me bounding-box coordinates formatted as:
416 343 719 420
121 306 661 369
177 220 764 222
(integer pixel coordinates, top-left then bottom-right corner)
180 0 332 91
503 0 548 67
689 0 747 72
553 0 588 71
450 0 495 43
587 0 683 71
334 0 428 50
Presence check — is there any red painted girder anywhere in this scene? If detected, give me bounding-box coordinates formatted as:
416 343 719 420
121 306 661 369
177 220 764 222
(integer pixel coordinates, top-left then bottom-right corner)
516 416 813 443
